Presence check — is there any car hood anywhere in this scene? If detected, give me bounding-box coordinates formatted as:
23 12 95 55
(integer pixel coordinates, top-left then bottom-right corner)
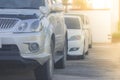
0 9 41 16
67 29 82 39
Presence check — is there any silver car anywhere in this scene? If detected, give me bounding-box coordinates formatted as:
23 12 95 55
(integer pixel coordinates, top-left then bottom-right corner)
0 0 67 80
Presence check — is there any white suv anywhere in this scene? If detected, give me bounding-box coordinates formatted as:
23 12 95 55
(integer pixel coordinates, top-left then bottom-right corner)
0 0 67 80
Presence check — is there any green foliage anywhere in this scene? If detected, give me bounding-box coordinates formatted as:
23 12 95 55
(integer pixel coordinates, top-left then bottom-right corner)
112 21 120 42
112 32 120 39
62 0 68 5
72 0 88 9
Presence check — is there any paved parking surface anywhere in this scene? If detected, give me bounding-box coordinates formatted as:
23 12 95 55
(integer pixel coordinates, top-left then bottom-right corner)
0 43 120 80
53 43 120 80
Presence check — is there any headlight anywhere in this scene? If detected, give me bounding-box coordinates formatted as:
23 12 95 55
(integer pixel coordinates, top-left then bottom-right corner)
30 20 43 32
69 35 81 41
14 20 43 33
16 22 28 32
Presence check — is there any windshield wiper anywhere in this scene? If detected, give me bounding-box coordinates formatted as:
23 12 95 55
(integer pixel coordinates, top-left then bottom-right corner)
0 7 8 9
0 7 38 9
15 7 38 9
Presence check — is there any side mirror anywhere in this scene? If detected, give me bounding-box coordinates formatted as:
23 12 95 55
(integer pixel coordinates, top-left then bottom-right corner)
51 3 64 12
39 6 49 15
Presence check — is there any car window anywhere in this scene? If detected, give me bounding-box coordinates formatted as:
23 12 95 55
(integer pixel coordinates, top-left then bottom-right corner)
66 14 85 25
65 17 81 29
0 0 45 9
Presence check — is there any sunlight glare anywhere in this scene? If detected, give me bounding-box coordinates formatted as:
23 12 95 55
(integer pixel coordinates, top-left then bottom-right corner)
92 0 112 9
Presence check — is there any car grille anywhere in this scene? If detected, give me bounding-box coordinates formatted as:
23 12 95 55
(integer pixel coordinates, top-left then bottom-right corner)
0 18 18 30
0 45 20 56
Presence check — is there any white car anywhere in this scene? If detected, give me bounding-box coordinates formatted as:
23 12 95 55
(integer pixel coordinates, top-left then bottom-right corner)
66 13 92 48
64 15 88 59
78 14 92 48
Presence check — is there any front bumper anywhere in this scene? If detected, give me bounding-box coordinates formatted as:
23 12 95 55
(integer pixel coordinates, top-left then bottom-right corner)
68 40 84 56
0 32 50 66
0 56 39 69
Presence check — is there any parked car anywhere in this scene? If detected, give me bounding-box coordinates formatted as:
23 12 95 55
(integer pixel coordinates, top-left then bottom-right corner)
0 0 67 80
80 14 92 48
64 15 88 59
66 13 92 48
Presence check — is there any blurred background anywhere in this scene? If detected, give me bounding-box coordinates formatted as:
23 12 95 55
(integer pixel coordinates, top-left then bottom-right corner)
60 0 120 43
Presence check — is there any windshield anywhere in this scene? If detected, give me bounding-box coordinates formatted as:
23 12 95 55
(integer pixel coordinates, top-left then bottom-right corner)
0 0 45 9
67 14 84 24
65 17 81 29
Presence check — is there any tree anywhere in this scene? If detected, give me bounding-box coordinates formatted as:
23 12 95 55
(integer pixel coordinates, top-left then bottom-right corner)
62 0 68 5
62 0 68 12
72 0 88 9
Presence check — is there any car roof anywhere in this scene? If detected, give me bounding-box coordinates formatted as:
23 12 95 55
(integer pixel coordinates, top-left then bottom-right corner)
64 15 80 19
65 13 86 17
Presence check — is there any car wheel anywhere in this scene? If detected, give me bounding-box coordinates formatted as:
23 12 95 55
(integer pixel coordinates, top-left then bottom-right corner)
89 44 92 48
80 51 85 59
85 51 89 55
50 38 55 71
55 40 67 69
80 43 85 60
89 40 92 48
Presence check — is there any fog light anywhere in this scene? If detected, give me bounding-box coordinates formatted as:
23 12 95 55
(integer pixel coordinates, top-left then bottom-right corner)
29 43 39 53
69 47 79 51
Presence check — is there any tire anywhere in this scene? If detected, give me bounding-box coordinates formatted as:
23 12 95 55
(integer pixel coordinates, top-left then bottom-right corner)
89 44 92 48
85 51 89 55
80 43 85 60
80 52 85 60
89 40 92 48
55 40 67 69
67 55 73 60
34 39 54 80
50 38 55 71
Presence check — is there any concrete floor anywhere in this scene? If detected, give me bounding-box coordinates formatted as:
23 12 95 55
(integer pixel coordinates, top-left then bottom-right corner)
0 43 120 80
53 43 120 80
